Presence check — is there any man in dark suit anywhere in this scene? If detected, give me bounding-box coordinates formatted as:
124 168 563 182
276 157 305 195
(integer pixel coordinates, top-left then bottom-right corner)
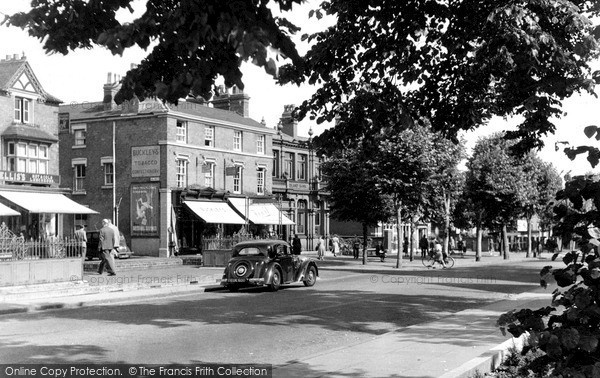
98 219 117 276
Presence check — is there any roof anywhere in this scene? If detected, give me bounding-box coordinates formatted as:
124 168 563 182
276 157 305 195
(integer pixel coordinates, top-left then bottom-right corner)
2 125 58 143
0 58 62 104
234 239 291 248
61 98 269 131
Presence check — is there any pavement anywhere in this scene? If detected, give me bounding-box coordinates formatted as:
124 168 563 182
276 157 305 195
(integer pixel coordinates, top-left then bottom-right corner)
0 250 560 378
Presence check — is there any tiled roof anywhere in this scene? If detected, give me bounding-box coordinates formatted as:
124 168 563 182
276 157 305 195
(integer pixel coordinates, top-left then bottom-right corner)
61 97 270 132
2 124 58 143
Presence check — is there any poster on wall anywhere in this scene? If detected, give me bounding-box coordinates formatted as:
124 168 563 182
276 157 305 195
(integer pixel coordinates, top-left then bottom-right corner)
131 183 159 236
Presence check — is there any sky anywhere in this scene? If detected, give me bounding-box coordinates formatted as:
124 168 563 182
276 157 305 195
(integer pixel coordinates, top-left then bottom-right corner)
1 1 599 177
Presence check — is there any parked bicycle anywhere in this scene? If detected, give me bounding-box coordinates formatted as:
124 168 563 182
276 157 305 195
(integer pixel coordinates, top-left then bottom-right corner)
421 251 455 269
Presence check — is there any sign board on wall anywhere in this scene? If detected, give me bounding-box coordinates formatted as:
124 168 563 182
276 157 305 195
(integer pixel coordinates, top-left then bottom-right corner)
131 183 159 236
131 146 160 178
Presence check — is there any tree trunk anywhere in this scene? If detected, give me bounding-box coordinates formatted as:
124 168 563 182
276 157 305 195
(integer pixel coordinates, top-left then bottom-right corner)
443 190 451 255
502 224 510 260
409 222 415 262
476 225 482 262
362 222 368 265
395 205 403 269
526 215 533 258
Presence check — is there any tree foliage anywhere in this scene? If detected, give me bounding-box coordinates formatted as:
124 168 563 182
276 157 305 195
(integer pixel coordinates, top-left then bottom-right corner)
282 0 600 152
4 0 304 104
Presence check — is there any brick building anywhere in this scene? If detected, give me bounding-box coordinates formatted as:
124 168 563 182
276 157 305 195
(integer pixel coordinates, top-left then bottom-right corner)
0 54 96 238
59 75 289 257
272 105 330 251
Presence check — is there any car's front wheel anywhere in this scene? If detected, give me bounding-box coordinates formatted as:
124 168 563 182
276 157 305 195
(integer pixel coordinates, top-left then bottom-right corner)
304 266 317 287
269 269 281 291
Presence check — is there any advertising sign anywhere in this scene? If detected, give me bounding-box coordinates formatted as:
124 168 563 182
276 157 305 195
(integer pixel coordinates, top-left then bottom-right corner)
131 146 160 178
131 183 159 236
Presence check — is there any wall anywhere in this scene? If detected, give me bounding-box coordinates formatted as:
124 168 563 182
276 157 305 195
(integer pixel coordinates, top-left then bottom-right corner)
0 258 82 287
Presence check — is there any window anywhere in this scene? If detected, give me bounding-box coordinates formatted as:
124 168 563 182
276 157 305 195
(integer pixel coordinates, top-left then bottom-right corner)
256 135 265 154
272 150 280 177
176 159 187 188
14 97 32 124
7 141 49 174
205 126 214 147
315 202 321 227
204 162 214 188
233 131 242 151
103 162 114 186
74 164 86 191
297 200 306 234
233 166 242 194
257 168 265 195
176 120 187 143
284 152 294 179
298 154 307 181
73 126 87 146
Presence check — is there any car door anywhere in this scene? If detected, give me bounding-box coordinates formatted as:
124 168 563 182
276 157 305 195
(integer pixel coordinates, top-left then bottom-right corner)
276 244 294 282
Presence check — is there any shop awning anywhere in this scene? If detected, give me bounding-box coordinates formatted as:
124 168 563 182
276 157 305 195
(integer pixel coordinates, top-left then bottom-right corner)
183 201 246 224
0 202 19 216
228 198 295 225
0 191 98 214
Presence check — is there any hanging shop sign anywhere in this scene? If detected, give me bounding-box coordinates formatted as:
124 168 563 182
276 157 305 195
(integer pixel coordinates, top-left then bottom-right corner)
131 183 159 236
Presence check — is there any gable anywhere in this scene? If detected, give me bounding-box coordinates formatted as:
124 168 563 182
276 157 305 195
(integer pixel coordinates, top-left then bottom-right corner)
11 72 36 93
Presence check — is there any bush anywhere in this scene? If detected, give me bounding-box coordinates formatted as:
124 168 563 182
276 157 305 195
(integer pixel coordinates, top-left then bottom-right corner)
544 239 558 253
497 249 600 377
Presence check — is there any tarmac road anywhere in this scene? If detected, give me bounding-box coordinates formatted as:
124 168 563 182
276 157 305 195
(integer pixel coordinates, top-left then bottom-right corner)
0 255 561 377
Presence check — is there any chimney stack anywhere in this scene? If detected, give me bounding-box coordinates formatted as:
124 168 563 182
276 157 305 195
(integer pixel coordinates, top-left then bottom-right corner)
103 71 121 110
211 85 250 117
280 104 298 138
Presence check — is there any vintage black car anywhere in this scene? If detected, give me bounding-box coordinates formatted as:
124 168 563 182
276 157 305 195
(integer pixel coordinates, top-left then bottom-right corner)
85 231 133 260
220 240 318 292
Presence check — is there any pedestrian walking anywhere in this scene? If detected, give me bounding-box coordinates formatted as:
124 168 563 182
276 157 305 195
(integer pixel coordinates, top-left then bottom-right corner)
292 234 302 255
331 235 340 257
419 236 429 258
75 224 87 260
98 219 118 276
353 236 360 260
316 236 326 261
107 219 121 256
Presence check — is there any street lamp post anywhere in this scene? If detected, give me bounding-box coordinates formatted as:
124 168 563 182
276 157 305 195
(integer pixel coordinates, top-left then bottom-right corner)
308 127 314 251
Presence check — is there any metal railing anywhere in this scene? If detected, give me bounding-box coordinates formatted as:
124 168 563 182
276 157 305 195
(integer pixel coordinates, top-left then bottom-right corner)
0 230 83 261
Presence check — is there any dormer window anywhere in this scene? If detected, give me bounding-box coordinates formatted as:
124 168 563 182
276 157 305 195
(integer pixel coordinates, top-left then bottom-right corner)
14 97 32 124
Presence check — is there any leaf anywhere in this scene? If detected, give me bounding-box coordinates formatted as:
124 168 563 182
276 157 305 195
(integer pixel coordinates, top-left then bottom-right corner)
559 328 580 350
580 335 599 353
584 125 600 139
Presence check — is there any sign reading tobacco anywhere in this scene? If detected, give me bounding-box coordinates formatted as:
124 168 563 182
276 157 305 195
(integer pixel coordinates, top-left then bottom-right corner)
131 146 160 178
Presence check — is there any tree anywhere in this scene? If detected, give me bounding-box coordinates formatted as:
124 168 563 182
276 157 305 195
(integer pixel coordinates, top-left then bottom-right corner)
319 148 393 265
4 0 304 104
282 0 600 153
465 134 530 260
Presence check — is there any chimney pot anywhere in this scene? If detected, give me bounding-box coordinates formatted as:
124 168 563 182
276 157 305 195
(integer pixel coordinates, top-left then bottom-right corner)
107 72 112 84
6 55 11 60
13 54 19 60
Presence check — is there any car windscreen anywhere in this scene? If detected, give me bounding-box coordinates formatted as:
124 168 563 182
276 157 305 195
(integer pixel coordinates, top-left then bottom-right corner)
234 247 265 257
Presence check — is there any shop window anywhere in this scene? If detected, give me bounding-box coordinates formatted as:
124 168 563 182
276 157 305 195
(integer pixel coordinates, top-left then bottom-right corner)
176 158 187 188
14 97 32 124
233 130 242 151
205 126 214 147
257 168 265 195
176 120 187 143
297 200 307 234
256 135 265 154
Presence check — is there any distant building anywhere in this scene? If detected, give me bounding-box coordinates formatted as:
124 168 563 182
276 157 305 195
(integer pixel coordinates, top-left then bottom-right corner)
59 75 289 257
272 105 330 251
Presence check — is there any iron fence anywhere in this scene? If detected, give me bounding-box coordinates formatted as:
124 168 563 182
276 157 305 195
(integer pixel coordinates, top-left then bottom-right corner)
0 229 83 261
